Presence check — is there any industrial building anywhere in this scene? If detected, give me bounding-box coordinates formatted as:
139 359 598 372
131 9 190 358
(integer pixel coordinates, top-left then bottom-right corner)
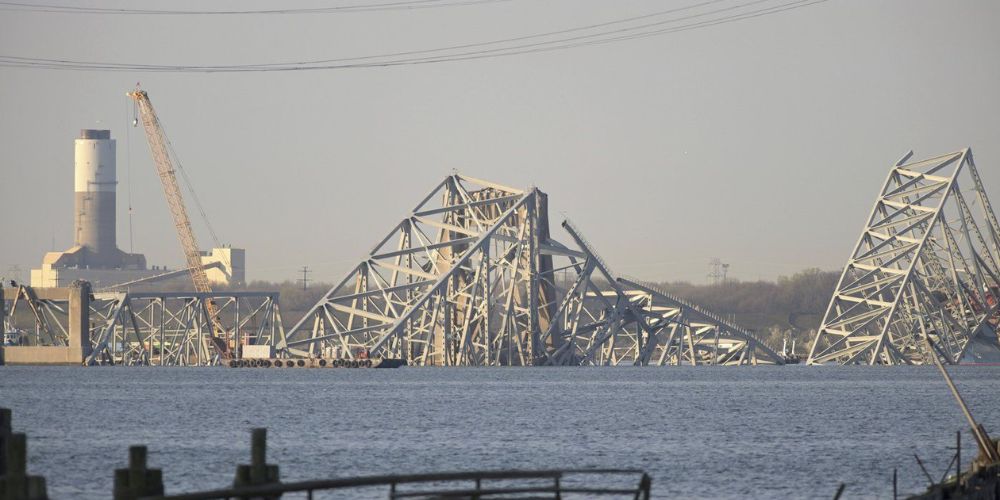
29 129 244 288
200 246 245 286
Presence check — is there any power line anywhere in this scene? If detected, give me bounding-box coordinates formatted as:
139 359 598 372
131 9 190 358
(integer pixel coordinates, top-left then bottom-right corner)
0 0 510 15
0 0 731 71
0 0 831 73
1 0 825 71
185 0 733 69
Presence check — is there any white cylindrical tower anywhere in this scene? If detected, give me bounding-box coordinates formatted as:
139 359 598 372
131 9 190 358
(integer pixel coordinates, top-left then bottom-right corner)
74 129 118 267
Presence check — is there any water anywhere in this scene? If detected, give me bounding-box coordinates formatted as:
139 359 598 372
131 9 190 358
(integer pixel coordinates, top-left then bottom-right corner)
1 366 998 499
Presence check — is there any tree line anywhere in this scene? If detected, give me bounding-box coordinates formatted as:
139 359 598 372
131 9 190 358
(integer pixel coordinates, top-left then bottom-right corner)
655 268 840 354
121 268 841 355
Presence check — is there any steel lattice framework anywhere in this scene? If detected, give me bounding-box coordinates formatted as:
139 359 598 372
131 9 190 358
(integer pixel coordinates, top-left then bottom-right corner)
4 287 283 365
3 286 71 347
85 291 283 366
279 174 782 366
808 149 1000 365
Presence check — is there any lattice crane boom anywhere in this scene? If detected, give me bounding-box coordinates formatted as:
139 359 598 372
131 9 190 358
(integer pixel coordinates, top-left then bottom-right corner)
127 88 231 361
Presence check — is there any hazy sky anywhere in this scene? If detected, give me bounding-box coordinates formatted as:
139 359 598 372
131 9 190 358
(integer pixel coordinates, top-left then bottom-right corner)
2 0 999 285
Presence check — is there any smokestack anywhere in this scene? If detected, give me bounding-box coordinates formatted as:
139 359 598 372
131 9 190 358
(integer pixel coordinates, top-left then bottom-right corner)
74 129 119 267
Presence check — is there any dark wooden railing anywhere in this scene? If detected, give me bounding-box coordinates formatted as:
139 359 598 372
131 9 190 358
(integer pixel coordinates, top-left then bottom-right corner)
149 468 651 500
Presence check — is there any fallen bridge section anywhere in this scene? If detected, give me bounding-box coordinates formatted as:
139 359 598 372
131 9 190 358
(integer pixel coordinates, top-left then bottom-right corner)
278 174 782 366
2 284 284 366
809 149 1000 365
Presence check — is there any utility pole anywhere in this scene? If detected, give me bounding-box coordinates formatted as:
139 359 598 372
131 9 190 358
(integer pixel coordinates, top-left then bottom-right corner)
297 266 310 291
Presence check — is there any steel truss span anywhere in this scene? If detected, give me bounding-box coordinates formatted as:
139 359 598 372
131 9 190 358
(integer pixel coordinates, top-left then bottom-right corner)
86 291 283 366
809 149 1000 365
3 287 284 366
279 174 782 366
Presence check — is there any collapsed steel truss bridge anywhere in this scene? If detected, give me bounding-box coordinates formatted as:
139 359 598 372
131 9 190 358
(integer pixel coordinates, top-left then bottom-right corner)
4 175 780 366
279 174 781 366
809 149 1000 365
3 286 282 366
86 291 283 365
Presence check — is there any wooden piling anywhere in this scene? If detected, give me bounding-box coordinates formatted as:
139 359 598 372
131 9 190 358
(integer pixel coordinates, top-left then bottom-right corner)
832 483 845 499
892 468 897 500
0 433 48 500
0 408 11 477
112 445 163 500
233 428 280 497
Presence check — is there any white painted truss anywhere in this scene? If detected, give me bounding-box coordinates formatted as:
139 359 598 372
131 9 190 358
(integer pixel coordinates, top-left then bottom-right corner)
86 291 283 366
809 149 1000 365
279 174 782 366
3 286 284 366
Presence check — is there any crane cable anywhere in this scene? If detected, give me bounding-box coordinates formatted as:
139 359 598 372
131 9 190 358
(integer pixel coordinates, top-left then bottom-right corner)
125 96 136 255
131 94 234 279
161 125 234 276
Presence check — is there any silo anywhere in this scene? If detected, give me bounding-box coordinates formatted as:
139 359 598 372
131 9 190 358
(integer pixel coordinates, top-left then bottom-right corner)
74 129 118 267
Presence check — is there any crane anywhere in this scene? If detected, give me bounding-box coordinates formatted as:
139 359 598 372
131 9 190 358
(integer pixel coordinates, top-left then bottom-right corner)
127 87 232 362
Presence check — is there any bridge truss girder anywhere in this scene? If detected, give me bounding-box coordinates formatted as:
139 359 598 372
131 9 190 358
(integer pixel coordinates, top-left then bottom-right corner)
5 288 284 366
808 149 1000 365
3 285 71 346
86 291 283 366
280 174 782 366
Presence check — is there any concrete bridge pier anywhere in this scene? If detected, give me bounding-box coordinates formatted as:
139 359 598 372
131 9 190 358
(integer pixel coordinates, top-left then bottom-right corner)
1 281 91 365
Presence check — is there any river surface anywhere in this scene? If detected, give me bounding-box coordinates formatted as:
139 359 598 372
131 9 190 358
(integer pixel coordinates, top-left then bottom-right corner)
1 366 998 499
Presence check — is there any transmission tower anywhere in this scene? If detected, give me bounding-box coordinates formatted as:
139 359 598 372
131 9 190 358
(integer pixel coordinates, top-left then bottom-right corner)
708 258 729 285
297 266 311 291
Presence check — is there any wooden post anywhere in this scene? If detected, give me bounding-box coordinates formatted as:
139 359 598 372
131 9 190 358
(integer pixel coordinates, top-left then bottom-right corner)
112 445 163 500
637 474 651 500
832 483 846 500
4 434 27 498
250 428 267 484
892 468 899 500
0 408 11 477
1 433 48 500
233 428 280 496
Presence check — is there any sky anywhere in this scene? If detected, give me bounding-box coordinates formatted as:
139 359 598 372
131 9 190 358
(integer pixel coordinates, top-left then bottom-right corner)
1 0 999 285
